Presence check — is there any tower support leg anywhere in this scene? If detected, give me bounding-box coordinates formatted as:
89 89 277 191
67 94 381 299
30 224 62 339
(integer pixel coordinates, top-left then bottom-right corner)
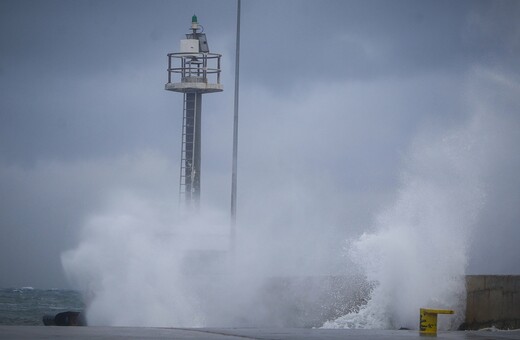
182 92 202 209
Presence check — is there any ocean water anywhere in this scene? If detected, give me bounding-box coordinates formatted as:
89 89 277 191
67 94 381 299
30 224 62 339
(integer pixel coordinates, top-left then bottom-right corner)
0 287 84 325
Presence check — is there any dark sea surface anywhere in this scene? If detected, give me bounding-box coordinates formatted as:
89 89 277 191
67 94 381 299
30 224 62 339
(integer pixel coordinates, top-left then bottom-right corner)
0 287 84 325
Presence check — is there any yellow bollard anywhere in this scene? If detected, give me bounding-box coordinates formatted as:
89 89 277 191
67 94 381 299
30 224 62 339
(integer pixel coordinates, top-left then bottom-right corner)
419 308 454 335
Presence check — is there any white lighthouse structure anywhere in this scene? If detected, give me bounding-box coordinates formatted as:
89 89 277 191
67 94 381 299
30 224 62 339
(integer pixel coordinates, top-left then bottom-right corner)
165 15 223 209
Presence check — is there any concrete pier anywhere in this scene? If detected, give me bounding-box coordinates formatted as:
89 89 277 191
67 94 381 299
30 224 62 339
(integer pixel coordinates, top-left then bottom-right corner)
1 326 520 340
465 275 520 330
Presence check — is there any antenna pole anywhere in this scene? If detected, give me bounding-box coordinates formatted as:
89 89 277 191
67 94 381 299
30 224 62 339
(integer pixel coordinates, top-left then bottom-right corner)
230 0 241 253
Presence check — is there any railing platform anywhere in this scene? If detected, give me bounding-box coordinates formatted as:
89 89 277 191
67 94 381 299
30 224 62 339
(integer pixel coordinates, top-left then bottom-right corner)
165 52 223 93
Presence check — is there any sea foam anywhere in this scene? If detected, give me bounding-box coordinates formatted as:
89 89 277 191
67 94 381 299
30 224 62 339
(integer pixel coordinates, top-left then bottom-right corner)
324 115 484 330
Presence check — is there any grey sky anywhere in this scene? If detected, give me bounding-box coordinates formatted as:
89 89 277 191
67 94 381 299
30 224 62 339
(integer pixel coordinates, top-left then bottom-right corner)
1 0 519 288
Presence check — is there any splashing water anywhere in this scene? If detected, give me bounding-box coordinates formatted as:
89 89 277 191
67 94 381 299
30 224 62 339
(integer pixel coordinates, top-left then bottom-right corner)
61 68 514 329
61 194 231 327
324 117 485 330
62 119 488 328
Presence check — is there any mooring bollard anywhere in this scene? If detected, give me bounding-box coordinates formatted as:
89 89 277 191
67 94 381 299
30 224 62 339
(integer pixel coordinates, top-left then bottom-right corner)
419 308 454 335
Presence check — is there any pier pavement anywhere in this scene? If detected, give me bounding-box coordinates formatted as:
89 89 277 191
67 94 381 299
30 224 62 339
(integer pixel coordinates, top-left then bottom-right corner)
1 326 520 339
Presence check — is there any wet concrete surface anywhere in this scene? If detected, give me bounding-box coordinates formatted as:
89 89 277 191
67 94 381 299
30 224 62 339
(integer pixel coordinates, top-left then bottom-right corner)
1 326 520 339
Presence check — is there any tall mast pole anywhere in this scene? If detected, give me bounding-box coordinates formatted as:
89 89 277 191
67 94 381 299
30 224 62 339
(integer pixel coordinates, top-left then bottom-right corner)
230 0 241 252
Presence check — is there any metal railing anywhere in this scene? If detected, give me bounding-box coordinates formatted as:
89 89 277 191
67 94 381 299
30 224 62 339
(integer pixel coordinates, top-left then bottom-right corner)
167 52 221 85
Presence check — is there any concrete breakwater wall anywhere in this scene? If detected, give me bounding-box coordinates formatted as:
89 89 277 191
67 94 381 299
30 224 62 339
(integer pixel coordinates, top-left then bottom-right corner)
71 274 519 328
254 275 519 329
464 275 520 330
225 275 372 328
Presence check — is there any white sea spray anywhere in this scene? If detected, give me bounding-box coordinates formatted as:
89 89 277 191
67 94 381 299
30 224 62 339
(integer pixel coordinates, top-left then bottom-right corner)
323 115 487 330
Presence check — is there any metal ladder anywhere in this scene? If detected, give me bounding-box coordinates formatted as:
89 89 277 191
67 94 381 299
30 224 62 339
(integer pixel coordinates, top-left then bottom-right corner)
179 92 198 207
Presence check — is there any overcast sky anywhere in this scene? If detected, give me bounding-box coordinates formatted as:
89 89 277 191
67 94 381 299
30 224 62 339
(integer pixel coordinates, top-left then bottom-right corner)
1 0 519 289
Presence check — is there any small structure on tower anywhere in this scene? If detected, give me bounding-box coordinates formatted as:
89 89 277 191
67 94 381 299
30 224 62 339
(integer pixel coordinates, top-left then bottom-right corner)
165 15 223 209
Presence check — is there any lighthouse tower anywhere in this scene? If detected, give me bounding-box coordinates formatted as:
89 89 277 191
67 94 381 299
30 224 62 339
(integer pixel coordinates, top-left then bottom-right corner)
165 15 223 209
